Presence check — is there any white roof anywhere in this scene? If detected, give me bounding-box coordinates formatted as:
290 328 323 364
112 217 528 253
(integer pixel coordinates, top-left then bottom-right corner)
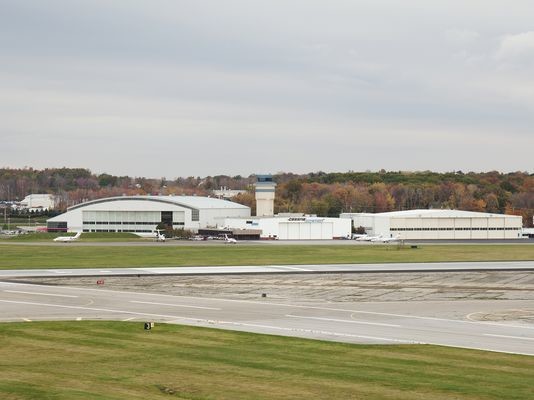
67 195 249 211
344 209 520 219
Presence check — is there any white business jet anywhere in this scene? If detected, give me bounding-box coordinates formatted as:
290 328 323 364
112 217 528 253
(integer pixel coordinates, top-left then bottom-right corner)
53 231 82 242
380 234 402 243
154 229 166 242
371 234 401 243
356 234 383 241
224 234 237 244
354 234 371 241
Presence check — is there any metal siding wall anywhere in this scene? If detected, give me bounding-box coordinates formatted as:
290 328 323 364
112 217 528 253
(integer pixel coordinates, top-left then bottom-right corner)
288 223 300 239
324 222 334 239
310 223 322 239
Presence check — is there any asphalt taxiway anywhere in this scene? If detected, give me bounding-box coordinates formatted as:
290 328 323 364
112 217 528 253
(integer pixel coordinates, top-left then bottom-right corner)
1 260 534 279
1 278 533 356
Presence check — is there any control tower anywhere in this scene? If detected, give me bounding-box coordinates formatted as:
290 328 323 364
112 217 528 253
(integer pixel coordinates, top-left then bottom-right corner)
255 175 276 217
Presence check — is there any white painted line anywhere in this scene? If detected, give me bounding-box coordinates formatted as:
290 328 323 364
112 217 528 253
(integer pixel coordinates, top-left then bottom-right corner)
122 317 136 321
467 309 534 323
11 282 534 331
99 270 112 273
286 314 401 328
22 318 32 322
47 270 72 274
130 300 221 310
269 265 312 272
422 341 534 357
0 299 208 320
135 294 534 331
214 321 414 343
4 290 78 298
76 317 82 321
484 334 534 341
0 299 412 345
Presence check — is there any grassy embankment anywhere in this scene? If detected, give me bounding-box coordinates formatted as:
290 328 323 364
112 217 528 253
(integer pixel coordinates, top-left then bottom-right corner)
0 244 533 269
1 321 532 400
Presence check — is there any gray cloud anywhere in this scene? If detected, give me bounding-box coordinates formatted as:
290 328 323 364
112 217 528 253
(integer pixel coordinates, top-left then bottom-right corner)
1 0 533 177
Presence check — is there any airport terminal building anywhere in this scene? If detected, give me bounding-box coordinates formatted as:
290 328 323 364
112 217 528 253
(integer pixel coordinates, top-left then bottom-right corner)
340 209 523 240
47 195 251 234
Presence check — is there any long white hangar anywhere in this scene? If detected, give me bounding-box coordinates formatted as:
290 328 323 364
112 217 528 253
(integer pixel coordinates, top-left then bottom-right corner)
340 209 523 240
224 215 352 240
47 195 251 234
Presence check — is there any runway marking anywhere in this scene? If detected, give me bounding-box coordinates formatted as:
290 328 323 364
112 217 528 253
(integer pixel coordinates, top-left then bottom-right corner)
4 290 78 298
484 334 534 341
22 318 32 322
122 317 136 321
269 265 312 272
287 314 401 328
0 299 210 320
466 311 483 322
99 270 112 273
147 295 534 331
76 317 82 321
466 309 534 322
5 282 534 330
130 300 221 310
212 321 413 343
0 299 412 344
419 342 534 357
47 270 72 274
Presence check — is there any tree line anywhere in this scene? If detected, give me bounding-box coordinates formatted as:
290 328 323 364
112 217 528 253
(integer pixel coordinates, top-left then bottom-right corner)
0 168 532 227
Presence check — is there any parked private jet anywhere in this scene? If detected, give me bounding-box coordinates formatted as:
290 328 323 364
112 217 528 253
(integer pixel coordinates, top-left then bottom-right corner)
371 234 401 243
154 229 166 242
356 234 382 241
224 234 237 244
53 231 82 242
354 234 372 241
380 234 402 243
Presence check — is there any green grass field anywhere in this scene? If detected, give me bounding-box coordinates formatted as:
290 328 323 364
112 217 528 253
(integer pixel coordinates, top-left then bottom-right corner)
0 244 533 269
1 321 532 400
1 232 143 242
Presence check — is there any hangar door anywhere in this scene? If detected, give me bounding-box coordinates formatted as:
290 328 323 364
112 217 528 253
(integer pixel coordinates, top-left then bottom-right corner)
279 222 334 239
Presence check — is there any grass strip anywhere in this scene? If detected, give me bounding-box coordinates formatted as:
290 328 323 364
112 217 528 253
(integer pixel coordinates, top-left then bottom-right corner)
1 321 532 400
2 232 143 242
0 244 533 269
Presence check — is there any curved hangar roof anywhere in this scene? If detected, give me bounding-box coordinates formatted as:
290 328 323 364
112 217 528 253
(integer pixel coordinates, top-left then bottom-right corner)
67 195 250 211
351 209 521 219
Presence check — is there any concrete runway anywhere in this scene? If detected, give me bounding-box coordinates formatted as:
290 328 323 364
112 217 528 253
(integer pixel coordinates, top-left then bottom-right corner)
1 279 533 356
1 261 534 279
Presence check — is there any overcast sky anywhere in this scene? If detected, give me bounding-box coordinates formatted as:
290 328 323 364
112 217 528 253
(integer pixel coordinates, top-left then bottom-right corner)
1 1 533 178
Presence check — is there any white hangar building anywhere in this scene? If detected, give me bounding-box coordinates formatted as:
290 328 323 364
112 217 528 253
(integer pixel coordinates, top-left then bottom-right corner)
340 209 523 240
224 215 352 240
47 195 250 234
19 194 56 211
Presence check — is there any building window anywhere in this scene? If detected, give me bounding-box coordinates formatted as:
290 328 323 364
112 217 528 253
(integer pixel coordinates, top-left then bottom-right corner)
192 209 199 222
47 221 68 232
